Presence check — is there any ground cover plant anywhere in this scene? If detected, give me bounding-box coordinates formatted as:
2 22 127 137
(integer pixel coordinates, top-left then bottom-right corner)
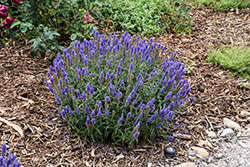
45 30 195 146
187 0 250 12
100 0 193 36
207 44 250 79
0 142 21 167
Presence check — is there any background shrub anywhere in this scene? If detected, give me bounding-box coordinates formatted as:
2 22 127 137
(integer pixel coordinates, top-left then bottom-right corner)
100 0 193 36
46 30 194 146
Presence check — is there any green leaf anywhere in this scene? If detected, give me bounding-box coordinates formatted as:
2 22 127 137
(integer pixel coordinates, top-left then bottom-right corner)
30 48 38 58
40 50 46 58
20 23 28 33
11 20 21 29
76 32 85 38
26 22 33 30
70 34 77 41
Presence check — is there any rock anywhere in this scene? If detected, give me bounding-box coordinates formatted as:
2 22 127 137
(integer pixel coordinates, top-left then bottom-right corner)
188 156 196 161
223 118 241 130
186 150 197 156
197 140 213 147
147 162 152 167
241 110 250 116
238 141 248 148
214 153 223 159
197 125 204 129
220 128 234 137
191 147 209 158
175 162 196 167
205 130 216 138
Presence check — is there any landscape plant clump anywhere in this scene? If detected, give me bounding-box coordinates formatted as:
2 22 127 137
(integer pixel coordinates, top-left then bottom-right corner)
100 0 193 36
0 142 21 167
207 44 250 79
188 0 250 12
45 30 195 146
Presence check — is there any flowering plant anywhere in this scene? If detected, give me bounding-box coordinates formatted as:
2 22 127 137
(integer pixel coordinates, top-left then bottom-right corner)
0 4 8 18
0 142 21 167
83 11 93 23
46 30 194 146
1 16 14 28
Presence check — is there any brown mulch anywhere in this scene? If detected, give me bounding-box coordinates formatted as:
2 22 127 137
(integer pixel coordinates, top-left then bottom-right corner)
0 5 250 167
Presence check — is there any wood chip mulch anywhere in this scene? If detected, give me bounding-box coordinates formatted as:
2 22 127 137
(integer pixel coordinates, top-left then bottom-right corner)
0 5 250 167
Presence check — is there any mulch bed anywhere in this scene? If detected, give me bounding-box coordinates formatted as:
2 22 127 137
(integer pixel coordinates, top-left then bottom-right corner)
0 5 250 167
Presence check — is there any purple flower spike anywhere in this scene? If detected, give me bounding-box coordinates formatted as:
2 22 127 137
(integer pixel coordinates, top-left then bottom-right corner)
120 80 125 88
92 118 96 123
105 109 109 116
189 95 195 103
82 92 86 100
126 95 131 104
105 96 110 102
91 110 95 117
97 107 101 117
76 106 80 114
127 112 132 118
85 104 90 114
76 89 81 98
1 142 7 157
129 63 133 71
162 46 165 53
165 92 172 101
61 110 66 118
86 115 90 125
98 101 102 106
86 83 90 91
118 113 123 125
169 136 174 140
133 130 139 139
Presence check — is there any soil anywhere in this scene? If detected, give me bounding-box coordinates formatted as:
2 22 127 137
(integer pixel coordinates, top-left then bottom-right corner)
0 4 250 167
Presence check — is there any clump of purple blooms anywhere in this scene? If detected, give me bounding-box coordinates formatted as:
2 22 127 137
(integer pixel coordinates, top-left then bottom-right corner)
45 30 195 146
0 142 21 167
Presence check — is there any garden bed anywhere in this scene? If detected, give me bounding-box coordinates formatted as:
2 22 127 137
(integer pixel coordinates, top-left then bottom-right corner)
0 4 250 167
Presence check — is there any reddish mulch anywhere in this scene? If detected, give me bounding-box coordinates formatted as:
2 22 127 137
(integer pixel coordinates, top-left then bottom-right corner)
0 5 250 167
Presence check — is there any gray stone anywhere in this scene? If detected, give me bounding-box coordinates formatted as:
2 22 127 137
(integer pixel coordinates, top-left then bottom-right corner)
214 153 223 159
223 118 241 130
187 150 197 156
205 130 217 138
220 128 234 137
191 147 209 158
175 162 196 167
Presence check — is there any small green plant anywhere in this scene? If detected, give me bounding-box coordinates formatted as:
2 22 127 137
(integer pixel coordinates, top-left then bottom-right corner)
206 44 250 79
187 0 250 12
185 59 196 74
100 0 193 36
237 78 249 90
45 30 195 146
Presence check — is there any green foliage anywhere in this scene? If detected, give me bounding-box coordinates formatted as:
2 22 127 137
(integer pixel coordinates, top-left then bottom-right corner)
207 44 250 79
187 0 250 12
237 78 249 90
100 0 194 36
45 31 194 146
28 24 64 58
0 0 101 58
185 60 196 74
